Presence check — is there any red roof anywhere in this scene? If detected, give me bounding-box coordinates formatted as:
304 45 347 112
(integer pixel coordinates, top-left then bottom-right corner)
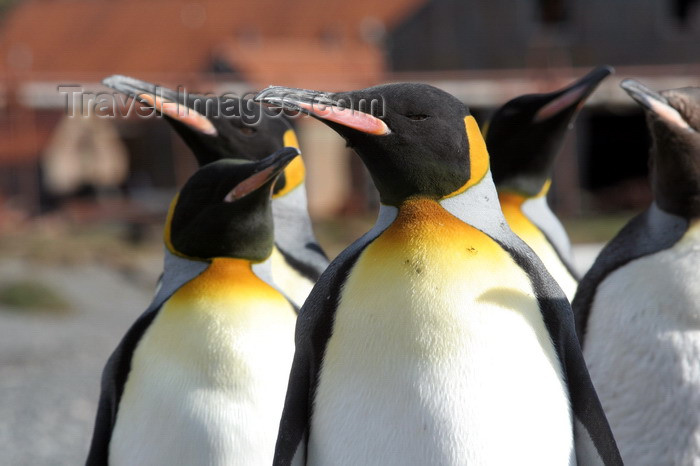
0 0 425 166
217 38 385 90
0 0 425 87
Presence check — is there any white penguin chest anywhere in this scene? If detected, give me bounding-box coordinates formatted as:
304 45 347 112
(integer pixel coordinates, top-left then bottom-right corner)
584 221 700 466
109 259 296 466
309 200 574 466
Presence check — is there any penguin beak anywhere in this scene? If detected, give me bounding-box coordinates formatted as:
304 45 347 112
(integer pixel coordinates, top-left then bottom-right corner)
255 86 391 136
224 147 301 202
102 75 218 136
534 65 614 123
621 79 695 132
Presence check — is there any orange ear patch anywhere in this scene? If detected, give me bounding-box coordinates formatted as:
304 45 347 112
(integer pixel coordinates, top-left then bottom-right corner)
273 129 306 198
283 128 300 149
163 192 206 260
444 115 490 198
163 193 181 256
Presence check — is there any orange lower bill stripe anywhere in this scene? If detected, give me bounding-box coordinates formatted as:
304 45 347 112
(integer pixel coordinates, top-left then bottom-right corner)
296 101 391 136
138 93 218 136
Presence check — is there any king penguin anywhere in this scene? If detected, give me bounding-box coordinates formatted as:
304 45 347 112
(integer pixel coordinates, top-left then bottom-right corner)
256 83 622 466
485 65 613 300
85 147 300 466
102 75 329 308
573 80 700 465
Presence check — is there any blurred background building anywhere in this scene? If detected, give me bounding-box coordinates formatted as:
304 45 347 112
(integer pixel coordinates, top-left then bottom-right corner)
1 2 699 465
0 0 699 224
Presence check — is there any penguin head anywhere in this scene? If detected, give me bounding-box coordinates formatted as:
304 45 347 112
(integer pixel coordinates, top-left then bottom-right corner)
102 75 305 198
256 83 488 206
165 146 300 261
622 79 700 218
486 65 613 197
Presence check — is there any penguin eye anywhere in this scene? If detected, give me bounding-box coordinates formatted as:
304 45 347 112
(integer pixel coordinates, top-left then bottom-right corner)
239 126 257 135
406 114 429 121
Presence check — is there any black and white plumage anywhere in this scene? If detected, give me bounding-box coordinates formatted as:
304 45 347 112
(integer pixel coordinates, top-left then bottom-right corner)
257 83 622 466
103 75 328 307
574 80 700 465
486 65 613 300
86 148 300 466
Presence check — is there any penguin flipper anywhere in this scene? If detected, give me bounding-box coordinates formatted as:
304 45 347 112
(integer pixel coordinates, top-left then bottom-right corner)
85 306 160 466
572 205 688 343
498 236 622 465
273 248 368 465
274 216 392 466
86 251 208 465
558 314 623 466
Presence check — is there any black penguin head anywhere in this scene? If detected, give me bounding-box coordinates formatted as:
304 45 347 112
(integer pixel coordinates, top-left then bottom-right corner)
165 146 300 261
102 75 305 197
256 83 489 206
486 66 613 197
622 79 700 218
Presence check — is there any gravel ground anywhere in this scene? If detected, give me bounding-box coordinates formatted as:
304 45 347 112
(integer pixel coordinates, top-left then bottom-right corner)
0 259 160 466
0 244 603 466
